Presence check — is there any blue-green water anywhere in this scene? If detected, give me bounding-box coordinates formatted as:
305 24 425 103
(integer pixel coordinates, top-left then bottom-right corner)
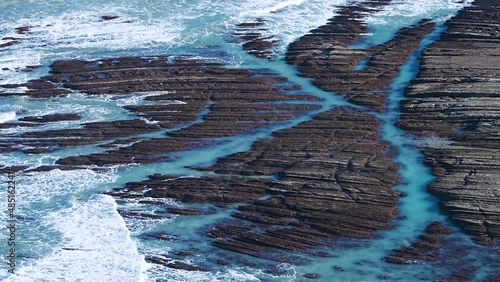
1 0 493 281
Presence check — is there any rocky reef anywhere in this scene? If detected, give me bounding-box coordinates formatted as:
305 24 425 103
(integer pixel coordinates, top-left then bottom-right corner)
398 0 500 244
285 0 435 111
233 19 278 60
0 57 319 162
108 108 402 260
384 222 453 264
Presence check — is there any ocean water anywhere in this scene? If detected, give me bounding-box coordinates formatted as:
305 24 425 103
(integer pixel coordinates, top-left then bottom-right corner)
0 0 494 281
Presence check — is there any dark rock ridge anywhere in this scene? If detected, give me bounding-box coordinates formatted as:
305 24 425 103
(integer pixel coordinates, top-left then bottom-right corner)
6 119 161 155
101 15 120 21
398 0 500 244
233 19 278 59
109 108 402 260
167 207 203 216
285 0 436 111
145 255 209 272
0 166 29 174
0 40 18 49
384 222 453 264
19 113 81 123
14 26 31 34
51 59 318 166
108 175 269 204
0 79 71 98
0 57 318 160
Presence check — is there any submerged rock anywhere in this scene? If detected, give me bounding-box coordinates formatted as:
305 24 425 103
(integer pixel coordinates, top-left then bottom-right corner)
145 232 178 241
385 222 453 264
166 261 209 272
303 273 320 279
101 15 120 21
167 207 203 216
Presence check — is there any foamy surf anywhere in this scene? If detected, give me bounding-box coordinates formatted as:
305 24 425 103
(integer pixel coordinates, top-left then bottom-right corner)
233 0 360 55
0 111 16 123
365 0 474 26
146 266 261 282
248 0 307 15
0 4 184 85
6 195 147 282
8 169 117 204
348 0 474 48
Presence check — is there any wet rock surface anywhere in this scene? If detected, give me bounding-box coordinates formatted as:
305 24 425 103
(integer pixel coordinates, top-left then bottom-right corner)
14 26 31 34
101 15 120 21
19 113 81 123
110 108 401 260
52 60 318 166
145 255 210 271
0 79 72 98
285 1 435 111
384 222 453 264
10 0 437 266
233 19 278 59
167 207 203 216
0 57 319 159
398 0 500 243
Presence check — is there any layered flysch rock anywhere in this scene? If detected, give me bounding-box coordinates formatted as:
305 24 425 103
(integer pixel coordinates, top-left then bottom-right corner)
0 79 71 98
233 19 278 60
399 0 500 244
384 222 453 264
108 108 402 260
285 0 436 111
0 57 319 163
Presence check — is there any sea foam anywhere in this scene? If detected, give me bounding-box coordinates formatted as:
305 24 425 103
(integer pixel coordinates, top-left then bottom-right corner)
5 195 146 282
233 0 360 55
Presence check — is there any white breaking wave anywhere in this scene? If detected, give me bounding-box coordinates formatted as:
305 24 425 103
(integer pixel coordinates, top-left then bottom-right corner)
7 195 147 282
248 0 307 15
233 0 359 55
0 4 183 84
365 0 474 25
0 104 24 123
0 111 16 123
1 168 117 211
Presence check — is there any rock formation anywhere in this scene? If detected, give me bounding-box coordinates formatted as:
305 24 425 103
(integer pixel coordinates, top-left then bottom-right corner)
233 19 278 59
398 0 500 244
285 0 436 111
108 108 402 260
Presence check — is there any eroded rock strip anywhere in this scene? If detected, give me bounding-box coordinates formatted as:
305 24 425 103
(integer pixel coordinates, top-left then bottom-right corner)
1 79 71 98
109 108 402 260
0 57 319 165
285 0 438 111
233 19 278 60
399 0 500 244
384 222 453 264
